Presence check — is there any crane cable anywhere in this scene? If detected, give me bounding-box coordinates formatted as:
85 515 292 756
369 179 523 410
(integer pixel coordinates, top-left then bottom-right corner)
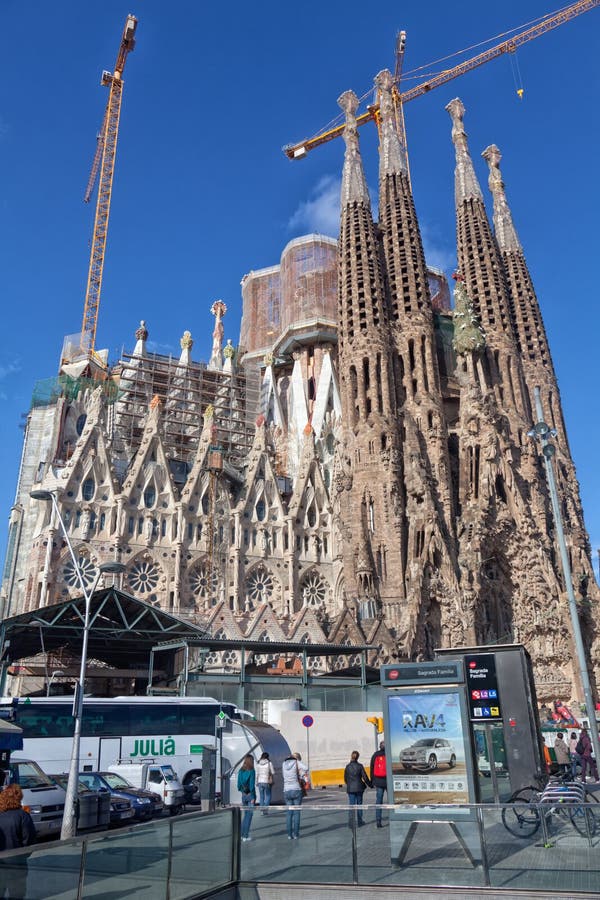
302 2 573 141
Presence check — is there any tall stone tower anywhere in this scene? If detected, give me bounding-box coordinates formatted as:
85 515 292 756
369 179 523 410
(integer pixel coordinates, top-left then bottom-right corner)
335 88 406 627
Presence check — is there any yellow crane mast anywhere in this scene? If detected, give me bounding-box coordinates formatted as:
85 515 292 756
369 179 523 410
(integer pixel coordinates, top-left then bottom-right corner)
284 0 599 161
80 14 137 361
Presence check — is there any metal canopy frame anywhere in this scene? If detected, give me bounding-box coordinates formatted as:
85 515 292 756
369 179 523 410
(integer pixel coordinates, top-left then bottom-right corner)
149 636 375 697
0 588 211 692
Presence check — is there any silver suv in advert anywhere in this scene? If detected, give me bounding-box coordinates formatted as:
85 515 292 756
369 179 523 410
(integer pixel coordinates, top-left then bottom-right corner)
400 738 457 771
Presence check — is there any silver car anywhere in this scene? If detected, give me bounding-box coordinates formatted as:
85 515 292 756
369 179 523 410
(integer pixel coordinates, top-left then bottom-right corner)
400 738 457 771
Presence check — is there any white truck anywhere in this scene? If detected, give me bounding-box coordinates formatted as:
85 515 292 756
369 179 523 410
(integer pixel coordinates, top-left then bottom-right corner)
107 761 185 814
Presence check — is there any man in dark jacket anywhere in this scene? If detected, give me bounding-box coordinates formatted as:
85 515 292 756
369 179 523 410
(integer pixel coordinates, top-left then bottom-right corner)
369 741 387 828
344 750 371 827
0 784 36 899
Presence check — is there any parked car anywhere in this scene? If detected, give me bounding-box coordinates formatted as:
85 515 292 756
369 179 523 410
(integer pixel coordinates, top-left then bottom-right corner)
98 771 163 816
77 772 138 824
9 758 66 838
400 738 457 771
107 762 185 815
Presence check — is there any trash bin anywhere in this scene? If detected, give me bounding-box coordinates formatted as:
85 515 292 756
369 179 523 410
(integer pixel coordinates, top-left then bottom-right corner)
77 793 99 830
98 790 111 827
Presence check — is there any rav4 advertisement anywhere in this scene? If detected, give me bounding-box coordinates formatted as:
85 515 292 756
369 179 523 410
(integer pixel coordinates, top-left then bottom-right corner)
388 689 472 805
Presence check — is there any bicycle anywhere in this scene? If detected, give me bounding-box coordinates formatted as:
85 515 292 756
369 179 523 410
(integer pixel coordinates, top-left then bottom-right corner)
502 773 598 840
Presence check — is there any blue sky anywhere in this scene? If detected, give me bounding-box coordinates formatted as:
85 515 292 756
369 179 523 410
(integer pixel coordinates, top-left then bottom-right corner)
0 1 599 577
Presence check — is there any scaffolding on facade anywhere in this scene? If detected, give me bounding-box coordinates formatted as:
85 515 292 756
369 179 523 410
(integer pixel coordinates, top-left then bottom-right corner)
113 351 261 472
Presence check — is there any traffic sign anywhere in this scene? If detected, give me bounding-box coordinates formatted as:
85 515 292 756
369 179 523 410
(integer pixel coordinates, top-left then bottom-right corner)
301 714 314 728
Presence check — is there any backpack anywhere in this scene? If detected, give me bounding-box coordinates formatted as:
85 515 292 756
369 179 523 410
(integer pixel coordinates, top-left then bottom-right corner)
373 753 386 778
575 738 585 756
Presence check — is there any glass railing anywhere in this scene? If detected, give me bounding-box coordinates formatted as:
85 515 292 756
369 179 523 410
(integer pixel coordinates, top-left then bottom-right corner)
1 800 599 898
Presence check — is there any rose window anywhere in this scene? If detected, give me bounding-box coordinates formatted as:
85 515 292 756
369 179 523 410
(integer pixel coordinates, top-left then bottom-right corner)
189 563 215 600
63 556 97 589
301 572 327 607
128 559 159 595
246 567 274 605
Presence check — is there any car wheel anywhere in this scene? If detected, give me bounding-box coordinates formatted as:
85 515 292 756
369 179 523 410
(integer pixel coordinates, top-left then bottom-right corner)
427 754 438 771
449 754 457 769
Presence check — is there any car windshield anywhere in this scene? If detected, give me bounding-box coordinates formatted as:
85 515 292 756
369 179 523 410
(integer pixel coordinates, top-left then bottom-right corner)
161 766 177 782
411 740 435 747
79 773 110 792
11 761 54 789
101 773 132 789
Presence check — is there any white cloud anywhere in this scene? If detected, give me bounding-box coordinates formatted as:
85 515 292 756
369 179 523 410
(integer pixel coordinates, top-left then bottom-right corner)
420 221 456 275
0 360 21 381
288 176 341 236
288 175 382 238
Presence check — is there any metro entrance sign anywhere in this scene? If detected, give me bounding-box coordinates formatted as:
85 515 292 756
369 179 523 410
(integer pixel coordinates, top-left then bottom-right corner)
465 653 503 721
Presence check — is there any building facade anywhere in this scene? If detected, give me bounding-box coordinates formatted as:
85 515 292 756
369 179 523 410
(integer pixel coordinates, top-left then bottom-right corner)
1 72 598 700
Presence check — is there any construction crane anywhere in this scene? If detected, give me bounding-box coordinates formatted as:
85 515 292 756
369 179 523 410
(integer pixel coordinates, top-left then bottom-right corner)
80 14 137 361
283 0 599 161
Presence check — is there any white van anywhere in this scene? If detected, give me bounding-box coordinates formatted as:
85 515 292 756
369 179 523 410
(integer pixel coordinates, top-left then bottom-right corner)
107 761 184 813
9 758 66 837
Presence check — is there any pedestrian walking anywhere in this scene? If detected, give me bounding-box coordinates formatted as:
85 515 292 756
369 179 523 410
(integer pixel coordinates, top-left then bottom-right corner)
0 784 36 900
369 741 387 828
569 731 580 778
553 732 570 774
282 752 308 840
237 754 256 841
344 750 372 827
577 728 599 782
255 751 275 814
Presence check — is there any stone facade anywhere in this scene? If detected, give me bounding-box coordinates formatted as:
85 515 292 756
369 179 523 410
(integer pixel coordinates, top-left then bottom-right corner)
2 76 598 700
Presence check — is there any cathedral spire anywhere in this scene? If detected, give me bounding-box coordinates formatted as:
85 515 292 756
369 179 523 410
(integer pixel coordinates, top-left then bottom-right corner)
339 90 370 207
446 98 483 204
375 69 407 177
482 145 521 253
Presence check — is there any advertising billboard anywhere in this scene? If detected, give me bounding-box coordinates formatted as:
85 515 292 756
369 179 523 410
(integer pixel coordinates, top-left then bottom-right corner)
388 688 473 805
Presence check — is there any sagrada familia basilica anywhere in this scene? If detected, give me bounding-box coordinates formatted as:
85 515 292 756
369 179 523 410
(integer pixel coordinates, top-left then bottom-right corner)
2 71 598 700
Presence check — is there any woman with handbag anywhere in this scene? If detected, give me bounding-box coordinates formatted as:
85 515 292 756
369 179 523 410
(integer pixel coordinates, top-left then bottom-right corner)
282 751 309 839
255 751 275 813
237 755 256 842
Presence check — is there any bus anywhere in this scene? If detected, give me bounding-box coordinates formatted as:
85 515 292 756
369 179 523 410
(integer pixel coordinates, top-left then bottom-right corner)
0 696 290 803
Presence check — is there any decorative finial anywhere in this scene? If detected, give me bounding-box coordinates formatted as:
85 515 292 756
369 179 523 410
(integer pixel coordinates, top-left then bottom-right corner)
482 144 522 253
452 275 486 356
135 320 148 341
208 301 227 371
263 351 274 367
180 330 194 351
374 69 407 176
224 339 235 359
149 394 162 410
203 404 214 421
446 98 483 204
338 89 370 207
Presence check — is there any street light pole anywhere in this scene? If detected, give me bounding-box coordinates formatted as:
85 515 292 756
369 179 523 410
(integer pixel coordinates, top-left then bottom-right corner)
30 490 125 839
529 388 600 769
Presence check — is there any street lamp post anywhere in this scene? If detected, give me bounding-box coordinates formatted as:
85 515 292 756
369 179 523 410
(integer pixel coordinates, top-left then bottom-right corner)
30 489 125 839
529 387 600 769
46 670 65 697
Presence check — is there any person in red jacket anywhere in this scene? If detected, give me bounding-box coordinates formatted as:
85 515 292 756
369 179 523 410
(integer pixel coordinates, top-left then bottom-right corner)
369 742 387 828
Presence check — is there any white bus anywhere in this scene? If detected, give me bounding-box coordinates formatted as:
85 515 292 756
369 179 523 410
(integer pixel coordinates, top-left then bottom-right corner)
1 696 290 803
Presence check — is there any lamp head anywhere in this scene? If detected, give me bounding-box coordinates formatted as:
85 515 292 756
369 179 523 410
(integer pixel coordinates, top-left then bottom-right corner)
98 562 126 575
30 490 53 501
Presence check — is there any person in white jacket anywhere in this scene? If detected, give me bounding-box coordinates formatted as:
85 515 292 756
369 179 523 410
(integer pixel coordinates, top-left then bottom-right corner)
282 752 308 839
255 751 275 813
